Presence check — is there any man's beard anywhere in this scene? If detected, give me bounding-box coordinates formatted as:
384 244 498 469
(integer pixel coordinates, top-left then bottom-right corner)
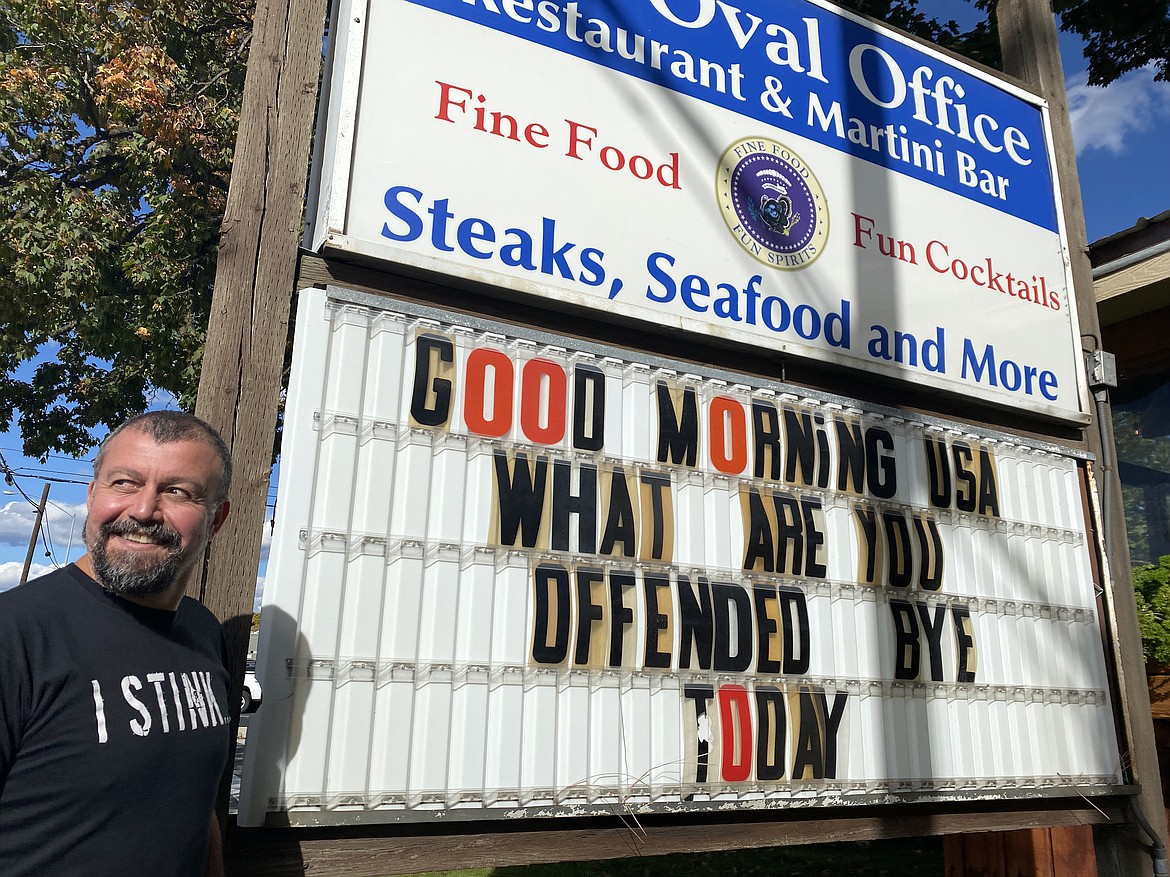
86 519 186 598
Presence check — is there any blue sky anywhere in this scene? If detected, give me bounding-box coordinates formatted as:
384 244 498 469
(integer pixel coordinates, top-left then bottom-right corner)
1067 56 1170 240
1 5 1167 593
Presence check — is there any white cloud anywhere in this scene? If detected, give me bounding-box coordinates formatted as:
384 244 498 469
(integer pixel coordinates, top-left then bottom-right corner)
251 517 273 612
1067 65 1170 155
258 520 273 562
0 500 87 561
0 501 35 545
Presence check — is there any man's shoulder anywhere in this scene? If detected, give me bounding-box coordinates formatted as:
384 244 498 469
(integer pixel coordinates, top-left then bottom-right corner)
176 593 225 634
0 567 92 648
0 565 86 611
177 593 219 621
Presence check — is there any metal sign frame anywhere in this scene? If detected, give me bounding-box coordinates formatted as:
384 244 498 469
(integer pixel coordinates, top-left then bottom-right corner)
238 285 1122 827
302 0 1090 423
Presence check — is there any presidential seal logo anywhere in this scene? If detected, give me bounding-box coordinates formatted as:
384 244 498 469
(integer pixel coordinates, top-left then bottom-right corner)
716 138 828 270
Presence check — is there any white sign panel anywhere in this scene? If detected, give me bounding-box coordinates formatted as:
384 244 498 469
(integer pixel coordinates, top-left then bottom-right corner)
308 0 1087 421
238 288 1120 826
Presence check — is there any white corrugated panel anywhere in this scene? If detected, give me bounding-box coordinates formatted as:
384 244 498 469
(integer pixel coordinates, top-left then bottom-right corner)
237 289 1124 826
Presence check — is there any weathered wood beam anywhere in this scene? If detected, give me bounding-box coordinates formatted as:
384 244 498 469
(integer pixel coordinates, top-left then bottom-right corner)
192 0 329 823
997 1 1166 874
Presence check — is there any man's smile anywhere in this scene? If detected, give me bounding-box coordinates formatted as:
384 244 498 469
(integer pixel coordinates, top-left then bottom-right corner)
121 532 163 544
101 520 183 551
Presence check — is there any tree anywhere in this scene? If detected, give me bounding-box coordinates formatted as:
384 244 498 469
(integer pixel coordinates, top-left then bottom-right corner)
1133 555 1170 666
1052 0 1170 84
0 0 250 459
1 0 1166 460
839 1 1170 85
841 0 1001 71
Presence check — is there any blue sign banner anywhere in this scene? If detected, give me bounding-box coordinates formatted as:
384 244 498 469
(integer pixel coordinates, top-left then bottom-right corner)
405 0 1058 232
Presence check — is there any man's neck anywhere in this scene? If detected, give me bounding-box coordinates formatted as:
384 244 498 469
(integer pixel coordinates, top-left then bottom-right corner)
74 553 186 612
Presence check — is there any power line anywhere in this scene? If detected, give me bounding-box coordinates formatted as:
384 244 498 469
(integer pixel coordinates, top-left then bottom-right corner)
0 445 95 464
0 452 39 504
7 471 89 486
0 454 78 575
0 450 94 483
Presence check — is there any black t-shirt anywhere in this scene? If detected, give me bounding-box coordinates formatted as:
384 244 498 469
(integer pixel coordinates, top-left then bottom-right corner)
0 564 231 876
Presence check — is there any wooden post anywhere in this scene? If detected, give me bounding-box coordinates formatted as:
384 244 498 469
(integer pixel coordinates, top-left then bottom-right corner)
990 1 1168 875
192 0 329 822
19 482 50 586
946 826 1098 877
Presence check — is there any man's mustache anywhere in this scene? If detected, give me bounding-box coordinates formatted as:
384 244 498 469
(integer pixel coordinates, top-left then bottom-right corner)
99 519 182 550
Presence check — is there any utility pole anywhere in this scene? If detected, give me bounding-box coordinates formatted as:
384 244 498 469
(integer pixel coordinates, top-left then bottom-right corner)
994 1 1167 875
191 0 330 835
19 482 50 586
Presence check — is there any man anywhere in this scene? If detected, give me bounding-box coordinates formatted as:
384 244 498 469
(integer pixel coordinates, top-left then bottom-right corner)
0 411 234 876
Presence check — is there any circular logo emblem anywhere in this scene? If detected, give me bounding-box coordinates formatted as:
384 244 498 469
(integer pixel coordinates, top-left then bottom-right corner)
716 138 828 270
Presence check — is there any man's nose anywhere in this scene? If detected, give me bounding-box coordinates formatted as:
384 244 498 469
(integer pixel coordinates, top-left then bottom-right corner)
127 490 164 521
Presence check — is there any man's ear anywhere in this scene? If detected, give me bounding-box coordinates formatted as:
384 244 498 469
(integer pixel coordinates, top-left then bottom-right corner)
209 501 231 539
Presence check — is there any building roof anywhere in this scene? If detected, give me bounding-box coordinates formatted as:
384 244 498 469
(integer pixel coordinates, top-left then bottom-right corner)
1091 210 1170 401
1090 209 1170 278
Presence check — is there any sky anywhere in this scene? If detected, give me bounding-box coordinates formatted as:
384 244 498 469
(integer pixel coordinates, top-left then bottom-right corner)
0 3 1167 596
1067 57 1170 240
